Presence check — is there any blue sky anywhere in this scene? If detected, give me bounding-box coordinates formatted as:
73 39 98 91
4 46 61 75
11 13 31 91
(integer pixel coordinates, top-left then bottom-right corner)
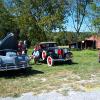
64 17 92 32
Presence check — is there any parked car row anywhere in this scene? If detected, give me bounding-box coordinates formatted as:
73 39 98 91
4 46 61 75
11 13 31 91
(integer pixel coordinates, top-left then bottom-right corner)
0 42 73 71
0 32 73 71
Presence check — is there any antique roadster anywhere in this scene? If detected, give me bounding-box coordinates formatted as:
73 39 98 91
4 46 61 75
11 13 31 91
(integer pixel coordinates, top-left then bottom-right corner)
0 49 30 71
36 42 73 66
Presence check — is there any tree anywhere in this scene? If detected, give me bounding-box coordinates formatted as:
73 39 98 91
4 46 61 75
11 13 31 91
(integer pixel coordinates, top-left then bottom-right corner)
4 0 71 44
0 0 17 34
90 0 100 33
70 0 93 41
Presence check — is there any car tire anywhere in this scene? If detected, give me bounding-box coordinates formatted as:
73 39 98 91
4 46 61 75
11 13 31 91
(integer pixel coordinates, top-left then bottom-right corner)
42 50 47 60
47 56 54 66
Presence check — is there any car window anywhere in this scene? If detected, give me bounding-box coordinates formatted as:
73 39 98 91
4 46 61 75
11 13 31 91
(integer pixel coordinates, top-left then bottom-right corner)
46 44 49 47
40 44 46 49
6 52 16 57
54 43 57 47
49 43 57 47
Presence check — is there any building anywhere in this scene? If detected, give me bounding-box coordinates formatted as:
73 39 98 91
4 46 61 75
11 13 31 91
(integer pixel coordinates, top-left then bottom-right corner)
85 35 100 49
69 35 100 49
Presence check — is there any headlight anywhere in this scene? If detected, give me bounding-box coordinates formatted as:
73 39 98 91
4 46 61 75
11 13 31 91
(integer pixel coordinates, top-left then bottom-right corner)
63 49 68 53
55 49 58 54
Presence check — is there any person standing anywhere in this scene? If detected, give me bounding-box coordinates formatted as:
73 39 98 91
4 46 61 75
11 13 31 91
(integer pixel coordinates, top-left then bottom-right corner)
32 46 40 64
18 41 23 55
22 40 28 54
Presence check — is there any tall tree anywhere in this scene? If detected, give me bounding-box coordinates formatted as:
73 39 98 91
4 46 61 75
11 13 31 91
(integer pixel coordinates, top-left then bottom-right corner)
90 0 100 33
4 0 71 44
0 0 16 35
70 0 93 39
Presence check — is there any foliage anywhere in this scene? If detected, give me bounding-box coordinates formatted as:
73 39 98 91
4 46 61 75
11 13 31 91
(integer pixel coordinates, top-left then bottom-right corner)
70 0 93 39
0 0 99 45
3 0 71 44
0 0 17 34
90 1 100 33
47 31 92 45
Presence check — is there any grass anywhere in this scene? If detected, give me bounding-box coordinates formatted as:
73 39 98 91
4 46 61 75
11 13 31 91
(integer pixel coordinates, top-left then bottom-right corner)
0 49 100 97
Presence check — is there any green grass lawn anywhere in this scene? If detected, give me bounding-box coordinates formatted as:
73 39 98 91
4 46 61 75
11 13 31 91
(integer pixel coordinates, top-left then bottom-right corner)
0 49 100 97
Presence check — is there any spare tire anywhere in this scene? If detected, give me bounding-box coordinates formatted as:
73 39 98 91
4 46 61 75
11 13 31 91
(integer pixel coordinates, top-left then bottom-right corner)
42 50 47 60
47 56 54 66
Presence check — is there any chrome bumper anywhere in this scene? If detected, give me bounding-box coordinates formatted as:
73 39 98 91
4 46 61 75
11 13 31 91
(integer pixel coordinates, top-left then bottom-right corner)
0 64 30 71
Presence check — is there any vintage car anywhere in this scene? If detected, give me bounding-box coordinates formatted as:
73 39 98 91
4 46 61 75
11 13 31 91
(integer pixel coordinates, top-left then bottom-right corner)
0 49 30 71
35 42 73 66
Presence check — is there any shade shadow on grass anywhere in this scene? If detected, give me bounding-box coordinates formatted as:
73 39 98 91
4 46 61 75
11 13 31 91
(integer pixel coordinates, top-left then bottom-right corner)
0 68 44 79
54 61 78 66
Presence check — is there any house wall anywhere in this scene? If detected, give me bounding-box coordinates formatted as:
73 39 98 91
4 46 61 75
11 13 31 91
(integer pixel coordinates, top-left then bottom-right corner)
96 39 100 49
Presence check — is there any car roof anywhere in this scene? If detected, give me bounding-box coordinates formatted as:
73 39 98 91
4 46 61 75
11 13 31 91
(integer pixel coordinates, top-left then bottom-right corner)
39 42 57 44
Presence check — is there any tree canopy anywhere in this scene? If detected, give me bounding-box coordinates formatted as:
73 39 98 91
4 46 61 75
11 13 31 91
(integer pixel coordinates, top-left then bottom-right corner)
0 0 99 45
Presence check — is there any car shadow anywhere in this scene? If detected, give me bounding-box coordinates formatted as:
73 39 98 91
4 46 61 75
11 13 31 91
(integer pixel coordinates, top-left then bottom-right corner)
54 61 78 66
0 68 44 79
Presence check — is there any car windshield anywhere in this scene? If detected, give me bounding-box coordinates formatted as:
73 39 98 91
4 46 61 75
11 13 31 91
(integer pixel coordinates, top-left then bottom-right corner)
6 52 16 57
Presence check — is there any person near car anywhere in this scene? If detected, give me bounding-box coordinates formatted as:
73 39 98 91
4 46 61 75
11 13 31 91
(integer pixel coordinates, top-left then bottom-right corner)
22 40 28 54
32 46 40 64
18 41 23 55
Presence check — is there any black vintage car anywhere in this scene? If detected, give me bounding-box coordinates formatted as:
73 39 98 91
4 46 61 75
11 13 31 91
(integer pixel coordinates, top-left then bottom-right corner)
35 42 73 66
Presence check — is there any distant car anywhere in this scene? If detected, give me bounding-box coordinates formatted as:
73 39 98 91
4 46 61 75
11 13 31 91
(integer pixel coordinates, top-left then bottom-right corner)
35 42 73 66
0 49 30 71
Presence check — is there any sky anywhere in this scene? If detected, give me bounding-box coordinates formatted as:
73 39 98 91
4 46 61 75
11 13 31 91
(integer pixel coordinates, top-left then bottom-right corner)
51 17 92 33
64 17 93 32
52 16 94 33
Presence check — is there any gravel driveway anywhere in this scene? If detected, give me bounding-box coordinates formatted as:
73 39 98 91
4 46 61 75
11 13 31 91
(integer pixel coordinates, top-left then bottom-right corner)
0 90 100 100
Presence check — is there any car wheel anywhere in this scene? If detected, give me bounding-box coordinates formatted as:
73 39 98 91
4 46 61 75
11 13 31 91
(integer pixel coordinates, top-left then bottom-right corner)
47 56 54 66
42 50 47 60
